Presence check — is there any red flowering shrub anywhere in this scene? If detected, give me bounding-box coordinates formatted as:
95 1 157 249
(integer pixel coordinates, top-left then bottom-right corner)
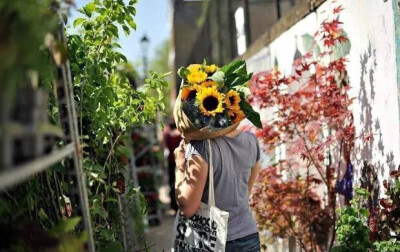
249 3 358 251
250 166 332 250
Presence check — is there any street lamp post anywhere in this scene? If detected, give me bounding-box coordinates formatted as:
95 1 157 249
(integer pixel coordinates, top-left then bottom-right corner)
139 34 159 142
140 34 149 80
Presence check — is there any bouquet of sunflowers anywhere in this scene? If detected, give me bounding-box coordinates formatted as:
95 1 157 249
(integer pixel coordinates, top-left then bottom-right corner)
173 60 262 140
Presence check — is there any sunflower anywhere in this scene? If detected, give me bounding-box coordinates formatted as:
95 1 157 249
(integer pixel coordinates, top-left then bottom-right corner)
202 80 218 88
228 107 246 124
181 85 200 101
205 64 218 74
197 86 225 116
187 70 207 84
225 90 241 108
187 64 202 73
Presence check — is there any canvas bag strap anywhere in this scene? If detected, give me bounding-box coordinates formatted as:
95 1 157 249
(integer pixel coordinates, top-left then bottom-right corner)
207 139 215 207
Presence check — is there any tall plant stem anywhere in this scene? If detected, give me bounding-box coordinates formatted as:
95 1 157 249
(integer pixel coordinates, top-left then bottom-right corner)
294 127 328 186
276 202 308 251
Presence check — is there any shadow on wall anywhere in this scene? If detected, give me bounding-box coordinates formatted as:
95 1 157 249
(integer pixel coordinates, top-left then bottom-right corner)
355 41 397 181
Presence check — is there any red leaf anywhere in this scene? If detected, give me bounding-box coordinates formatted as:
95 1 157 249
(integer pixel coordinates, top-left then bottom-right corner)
333 5 344 14
324 38 335 47
363 134 374 142
300 152 309 161
301 63 310 71
379 199 393 209
389 168 400 178
337 35 347 43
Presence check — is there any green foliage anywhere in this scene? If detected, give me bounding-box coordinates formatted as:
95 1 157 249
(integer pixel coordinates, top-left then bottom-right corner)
334 188 372 251
50 217 81 234
68 0 167 144
1 0 166 250
379 172 400 239
373 239 400 252
68 0 168 248
240 100 262 128
99 241 123 252
178 67 190 79
150 40 172 115
0 0 58 93
210 60 250 86
334 170 400 252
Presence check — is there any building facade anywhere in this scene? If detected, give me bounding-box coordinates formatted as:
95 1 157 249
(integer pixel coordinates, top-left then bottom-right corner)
170 0 400 249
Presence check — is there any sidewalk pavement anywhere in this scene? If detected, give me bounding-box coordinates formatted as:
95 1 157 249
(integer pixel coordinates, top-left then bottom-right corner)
144 184 175 251
145 211 175 251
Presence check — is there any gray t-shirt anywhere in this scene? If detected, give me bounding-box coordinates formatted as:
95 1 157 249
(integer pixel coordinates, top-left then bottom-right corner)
185 131 260 241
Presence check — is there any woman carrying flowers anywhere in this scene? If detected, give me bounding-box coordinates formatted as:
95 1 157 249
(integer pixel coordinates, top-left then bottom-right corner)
173 61 262 251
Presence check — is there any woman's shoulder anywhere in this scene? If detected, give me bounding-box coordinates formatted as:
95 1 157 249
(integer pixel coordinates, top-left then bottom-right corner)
242 130 256 137
239 131 257 142
185 139 208 160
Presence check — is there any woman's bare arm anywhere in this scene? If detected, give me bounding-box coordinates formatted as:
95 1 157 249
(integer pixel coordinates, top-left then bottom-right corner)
248 161 260 195
174 141 208 218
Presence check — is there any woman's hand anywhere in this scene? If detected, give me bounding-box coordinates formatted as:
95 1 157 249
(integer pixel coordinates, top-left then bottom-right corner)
174 140 186 172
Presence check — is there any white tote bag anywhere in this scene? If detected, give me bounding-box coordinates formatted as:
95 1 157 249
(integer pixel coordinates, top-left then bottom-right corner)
171 139 229 252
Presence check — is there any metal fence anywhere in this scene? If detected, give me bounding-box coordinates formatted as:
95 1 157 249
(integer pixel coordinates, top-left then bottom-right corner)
0 18 95 251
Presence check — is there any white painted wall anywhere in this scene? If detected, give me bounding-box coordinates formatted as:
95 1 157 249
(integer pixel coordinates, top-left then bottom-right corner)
246 0 399 192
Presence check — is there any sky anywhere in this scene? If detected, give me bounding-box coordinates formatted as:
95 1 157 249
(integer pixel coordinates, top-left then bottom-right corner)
69 0 170 64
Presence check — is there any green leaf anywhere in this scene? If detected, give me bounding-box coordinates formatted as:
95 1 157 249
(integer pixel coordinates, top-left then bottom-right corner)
128 20 136 30
127 6 136 15
159 120 165 131
227 73 252 87
52 217 81 234
117 146 132 158
83 2 96 17
122 25 130 36
233 62 247 76
209 71 225 85
107 24 119 38
355 188 369 197
61 13 68 25
359 208 369 217
240 100 262 128
162 71 172 78
99 241 122 252
99 208 109 219
220 60 246 76
104 198 119 203
111 42 121 48
38 208 49 220
104 0 112 8
119 54 128 63
139 193 148 215
73 18 86 28
177 67 190 79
